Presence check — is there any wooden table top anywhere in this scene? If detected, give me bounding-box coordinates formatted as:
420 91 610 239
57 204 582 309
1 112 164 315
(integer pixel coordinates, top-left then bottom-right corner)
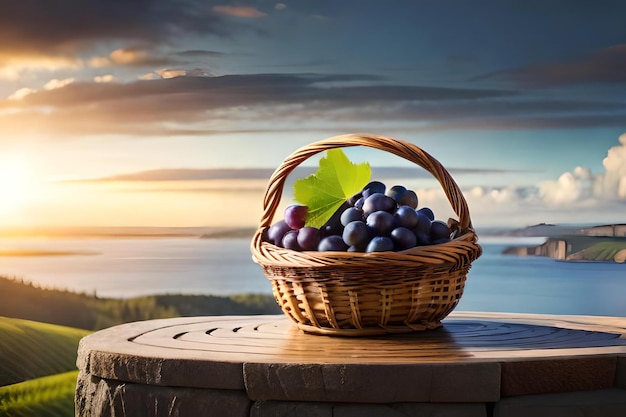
79 311 626 365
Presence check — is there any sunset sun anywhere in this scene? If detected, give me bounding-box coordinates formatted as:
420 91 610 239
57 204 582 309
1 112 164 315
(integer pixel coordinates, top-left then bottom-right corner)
0 156 31 215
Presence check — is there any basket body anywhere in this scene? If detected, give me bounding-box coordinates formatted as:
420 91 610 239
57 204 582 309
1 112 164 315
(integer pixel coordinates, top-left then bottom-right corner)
251 134 482 336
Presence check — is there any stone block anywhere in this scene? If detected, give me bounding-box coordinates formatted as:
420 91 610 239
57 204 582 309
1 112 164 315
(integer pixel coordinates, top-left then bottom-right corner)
430 362 501 402
616 356 626 389
250 401 487 417
244 363 432 403
501 357 617 397
75 371 250 417
87 352 244 390
493 388 626 417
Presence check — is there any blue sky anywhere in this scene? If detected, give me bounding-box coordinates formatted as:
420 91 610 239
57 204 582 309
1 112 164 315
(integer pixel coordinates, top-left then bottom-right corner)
0 0 625 229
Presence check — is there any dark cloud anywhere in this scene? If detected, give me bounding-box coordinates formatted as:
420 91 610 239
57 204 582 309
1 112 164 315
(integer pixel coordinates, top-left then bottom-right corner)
175 50 227 58
7 73 513 109
0 0 227 60
64 166 526 183
477 44 626 87
1 71 623 139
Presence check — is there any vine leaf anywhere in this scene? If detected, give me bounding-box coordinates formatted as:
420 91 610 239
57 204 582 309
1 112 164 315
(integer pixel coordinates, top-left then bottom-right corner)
293 149 371 228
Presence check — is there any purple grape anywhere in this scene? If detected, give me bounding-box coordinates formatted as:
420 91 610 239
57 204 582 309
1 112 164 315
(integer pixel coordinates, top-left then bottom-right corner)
361 181 386 198
354 197 365 209
347 245 366 252
366 236 394 252
390 227 417 250
284 204 308 229
347 191 363 206
320 201 349 237
297 226 321 251
414 230 431 246
282 229 301 250
430 220 451 242
366 210 396 236
413 211 432 234
318 235 348 252
397 190 418 208
394 205 419 229
266 220 291 246
321 223 343 237
386 185 407 202
340 207 364 226
342 220 370 246
417 207 434 221
362 193 396 216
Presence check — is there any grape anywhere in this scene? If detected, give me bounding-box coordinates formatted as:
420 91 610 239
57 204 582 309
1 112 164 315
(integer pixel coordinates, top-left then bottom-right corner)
342 221 370 246
386 185 407 201
394 205 419 229
266 220 291 246
430 220 451 242
318 235 348 252
366 210 396 236
340 207 364 226
354 196 365 209
366 236 394 252
320 201 348 237
417 207 435 221
347 245 366 252
414 230 431 246
321 223 342 237
362 181 386 198
297 227 321 251
282 229 301 250
413 211 432 234
284 204 308 229
347 191 363 206
390 227 417 250
397 190 418 208
362 193 396 216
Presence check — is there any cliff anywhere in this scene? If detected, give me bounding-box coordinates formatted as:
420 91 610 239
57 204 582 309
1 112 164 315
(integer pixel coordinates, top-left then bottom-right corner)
502 224 626 262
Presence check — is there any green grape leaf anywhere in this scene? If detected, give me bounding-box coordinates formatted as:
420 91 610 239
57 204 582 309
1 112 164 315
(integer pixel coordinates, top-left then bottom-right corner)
293 148 371 228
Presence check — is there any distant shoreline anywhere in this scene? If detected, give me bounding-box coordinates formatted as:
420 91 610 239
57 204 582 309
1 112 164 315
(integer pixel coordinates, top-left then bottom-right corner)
0 250 100 257
0 226 257 239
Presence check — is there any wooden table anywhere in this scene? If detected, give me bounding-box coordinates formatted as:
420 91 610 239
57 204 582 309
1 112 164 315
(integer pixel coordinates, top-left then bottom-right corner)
75 312 626 417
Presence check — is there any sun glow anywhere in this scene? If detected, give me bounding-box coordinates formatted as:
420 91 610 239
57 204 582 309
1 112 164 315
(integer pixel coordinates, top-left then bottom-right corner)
0 155 32 215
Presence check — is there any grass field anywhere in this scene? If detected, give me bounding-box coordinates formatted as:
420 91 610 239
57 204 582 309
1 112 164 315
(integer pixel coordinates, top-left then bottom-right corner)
0 316 90 387
583 241 626 261
0 370 78 417
0 276 280 417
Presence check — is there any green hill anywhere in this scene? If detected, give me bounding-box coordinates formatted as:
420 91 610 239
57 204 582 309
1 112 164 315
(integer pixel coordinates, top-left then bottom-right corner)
0 276 280 331
0 370 78 417
0 317 90 386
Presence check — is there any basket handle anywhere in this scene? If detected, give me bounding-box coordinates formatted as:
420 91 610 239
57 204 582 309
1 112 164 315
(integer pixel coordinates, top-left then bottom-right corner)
259 133 474 232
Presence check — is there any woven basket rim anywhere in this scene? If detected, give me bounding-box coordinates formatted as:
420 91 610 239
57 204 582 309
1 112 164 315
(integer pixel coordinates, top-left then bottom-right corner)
251 227 481 269
250 133 482 268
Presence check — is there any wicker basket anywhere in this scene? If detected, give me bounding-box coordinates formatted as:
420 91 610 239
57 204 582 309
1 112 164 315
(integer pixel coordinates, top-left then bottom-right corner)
251 133 482 336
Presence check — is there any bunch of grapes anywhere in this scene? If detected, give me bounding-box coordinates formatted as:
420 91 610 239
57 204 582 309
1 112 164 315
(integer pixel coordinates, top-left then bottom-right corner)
264 181 455 252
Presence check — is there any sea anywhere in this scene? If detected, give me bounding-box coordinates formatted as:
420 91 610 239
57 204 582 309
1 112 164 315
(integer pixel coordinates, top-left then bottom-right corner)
1 235 625 317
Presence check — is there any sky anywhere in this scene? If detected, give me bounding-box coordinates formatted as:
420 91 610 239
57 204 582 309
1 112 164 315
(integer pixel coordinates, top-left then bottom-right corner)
0 0 625 230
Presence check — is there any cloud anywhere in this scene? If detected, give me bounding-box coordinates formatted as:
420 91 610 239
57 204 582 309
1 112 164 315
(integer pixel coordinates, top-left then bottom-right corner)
0 0 229 72
89 47 176 68
595 133 626 199
537 134 626 205
94 75 118 83
434 134 626 226
0 73 519 138
478 44 626 88
1 71 623 139
212 5 267 18
62 166 517 184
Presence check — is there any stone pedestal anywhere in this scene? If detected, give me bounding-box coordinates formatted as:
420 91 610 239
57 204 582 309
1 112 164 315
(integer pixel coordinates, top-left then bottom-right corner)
76 312 626 417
